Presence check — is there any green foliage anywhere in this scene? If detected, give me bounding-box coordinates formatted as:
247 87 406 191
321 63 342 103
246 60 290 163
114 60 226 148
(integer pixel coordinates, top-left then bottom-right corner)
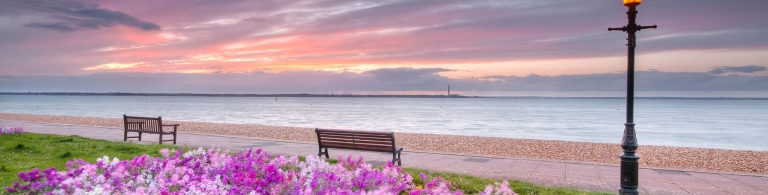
0 133 180 187
59 152 73 158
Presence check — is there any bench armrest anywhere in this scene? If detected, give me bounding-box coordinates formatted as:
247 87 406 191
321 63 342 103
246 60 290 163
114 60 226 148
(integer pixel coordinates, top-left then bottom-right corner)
162 124 179 132
126 122 144 124
396 147 403 154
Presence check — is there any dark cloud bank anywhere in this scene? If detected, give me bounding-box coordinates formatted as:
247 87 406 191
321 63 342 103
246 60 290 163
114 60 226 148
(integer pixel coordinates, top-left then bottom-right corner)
8 0 160 32
1 67 766 94
709 65 767 75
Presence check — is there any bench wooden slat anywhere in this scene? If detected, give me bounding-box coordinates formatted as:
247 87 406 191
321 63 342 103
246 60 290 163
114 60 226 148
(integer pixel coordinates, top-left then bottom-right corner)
320 141 395 147
319 143 394 152
320 133 393 138
319 136 396 144
319 133 392 137
315 128 393 135
320 136 393 141
319 131 392 136
319 141 393 148
320 135 393 140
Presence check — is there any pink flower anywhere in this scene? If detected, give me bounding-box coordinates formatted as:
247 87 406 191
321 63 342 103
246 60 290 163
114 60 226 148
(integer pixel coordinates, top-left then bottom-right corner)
159 149 170 157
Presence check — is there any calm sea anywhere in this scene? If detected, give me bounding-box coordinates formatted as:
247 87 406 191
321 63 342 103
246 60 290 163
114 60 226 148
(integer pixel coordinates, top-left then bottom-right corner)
1 95 766 151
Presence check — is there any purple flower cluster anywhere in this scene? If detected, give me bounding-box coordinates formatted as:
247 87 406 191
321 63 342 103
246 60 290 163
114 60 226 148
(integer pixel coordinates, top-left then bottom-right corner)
0 127 24 135
6 145 516 195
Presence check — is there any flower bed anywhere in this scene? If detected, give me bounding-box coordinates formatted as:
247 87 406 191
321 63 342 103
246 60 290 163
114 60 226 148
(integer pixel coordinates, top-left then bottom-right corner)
0 127 24 135
6 145 516 194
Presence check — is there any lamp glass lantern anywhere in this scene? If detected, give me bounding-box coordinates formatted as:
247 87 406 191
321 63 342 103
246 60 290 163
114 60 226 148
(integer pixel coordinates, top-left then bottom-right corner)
623 0 641 6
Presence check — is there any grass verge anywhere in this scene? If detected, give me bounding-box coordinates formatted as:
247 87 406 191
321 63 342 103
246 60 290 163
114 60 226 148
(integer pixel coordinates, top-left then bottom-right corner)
0 133 180 187
403 168 611 195
1 133 611 194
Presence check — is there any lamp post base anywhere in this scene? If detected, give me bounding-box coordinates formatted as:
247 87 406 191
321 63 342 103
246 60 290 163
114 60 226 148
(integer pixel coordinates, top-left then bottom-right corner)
620 188 639 195
619 154 640 195
620 123 639 195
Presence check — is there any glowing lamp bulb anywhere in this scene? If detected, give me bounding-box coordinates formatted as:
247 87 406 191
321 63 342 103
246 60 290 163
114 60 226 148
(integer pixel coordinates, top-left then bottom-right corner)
623 0 641 6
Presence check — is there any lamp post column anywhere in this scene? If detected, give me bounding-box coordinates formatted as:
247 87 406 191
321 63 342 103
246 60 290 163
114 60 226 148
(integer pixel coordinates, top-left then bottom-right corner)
608 2 656 195
621 6 640 195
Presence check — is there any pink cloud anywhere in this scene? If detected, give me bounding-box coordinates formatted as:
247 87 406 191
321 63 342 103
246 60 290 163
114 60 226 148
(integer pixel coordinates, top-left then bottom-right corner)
1 0 767 77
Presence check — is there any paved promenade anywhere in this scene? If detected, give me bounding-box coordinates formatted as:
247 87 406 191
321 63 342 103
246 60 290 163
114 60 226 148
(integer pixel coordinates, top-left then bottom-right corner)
2 120 767 195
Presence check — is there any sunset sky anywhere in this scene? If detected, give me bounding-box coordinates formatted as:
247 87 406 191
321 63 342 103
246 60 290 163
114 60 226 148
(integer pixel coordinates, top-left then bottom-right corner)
1 0 767 95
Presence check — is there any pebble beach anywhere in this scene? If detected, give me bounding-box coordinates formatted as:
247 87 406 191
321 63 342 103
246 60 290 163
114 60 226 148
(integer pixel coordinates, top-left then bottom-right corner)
1 112 766 175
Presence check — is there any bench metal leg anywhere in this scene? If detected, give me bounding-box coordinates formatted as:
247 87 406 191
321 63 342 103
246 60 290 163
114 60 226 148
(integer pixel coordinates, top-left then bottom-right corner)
392 154 396 166
138 132 142 141
393 153 402 166
173 126 177 145
393 147 403 166
159 134 163 145
318 148 329 159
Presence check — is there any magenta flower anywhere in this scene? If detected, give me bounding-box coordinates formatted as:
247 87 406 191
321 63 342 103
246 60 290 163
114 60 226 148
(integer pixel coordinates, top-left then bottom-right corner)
5 145 516 195
1 127 24 134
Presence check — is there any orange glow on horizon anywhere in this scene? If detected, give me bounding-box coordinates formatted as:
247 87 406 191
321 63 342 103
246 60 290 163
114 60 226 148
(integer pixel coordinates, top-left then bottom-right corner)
82 63 141 70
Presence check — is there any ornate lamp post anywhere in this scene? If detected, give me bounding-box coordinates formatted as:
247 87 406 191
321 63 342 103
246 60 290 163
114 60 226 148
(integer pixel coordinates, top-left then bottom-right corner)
608 0 656 194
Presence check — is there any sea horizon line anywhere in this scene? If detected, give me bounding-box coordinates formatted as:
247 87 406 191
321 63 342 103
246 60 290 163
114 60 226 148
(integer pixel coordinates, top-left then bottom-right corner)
2 92 768 100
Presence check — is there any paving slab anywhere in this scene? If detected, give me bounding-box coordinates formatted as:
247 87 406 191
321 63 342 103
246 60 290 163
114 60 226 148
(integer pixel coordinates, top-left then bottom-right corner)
641 181 689 195
674 181 728 195
502 159 538 181
640 169 674 184
688 172 765 195
721 174 768 193
3 119 768 195
564 164 603 191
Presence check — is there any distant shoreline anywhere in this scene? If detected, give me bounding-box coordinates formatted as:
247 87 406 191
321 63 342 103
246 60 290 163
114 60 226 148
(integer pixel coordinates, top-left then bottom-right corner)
2 92 768 100
0 92 476 98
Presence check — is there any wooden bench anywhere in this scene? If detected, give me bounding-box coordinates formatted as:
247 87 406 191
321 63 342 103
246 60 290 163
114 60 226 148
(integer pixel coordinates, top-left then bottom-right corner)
123 115 179 145
315 128 403 166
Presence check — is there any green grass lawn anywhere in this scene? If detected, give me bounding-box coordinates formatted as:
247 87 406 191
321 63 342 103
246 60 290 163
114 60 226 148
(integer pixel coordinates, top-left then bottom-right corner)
1 133 611 195
403 168 611 195
0 133 181 187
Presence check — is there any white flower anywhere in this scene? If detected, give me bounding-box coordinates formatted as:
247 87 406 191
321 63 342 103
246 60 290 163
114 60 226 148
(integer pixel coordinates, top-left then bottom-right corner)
110 157 120 166
94 175 106 183
52 189 66 195
84 186 104 195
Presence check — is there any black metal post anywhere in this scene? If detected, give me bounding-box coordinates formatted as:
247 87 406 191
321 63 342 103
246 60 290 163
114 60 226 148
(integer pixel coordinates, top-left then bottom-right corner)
608 3 656 195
